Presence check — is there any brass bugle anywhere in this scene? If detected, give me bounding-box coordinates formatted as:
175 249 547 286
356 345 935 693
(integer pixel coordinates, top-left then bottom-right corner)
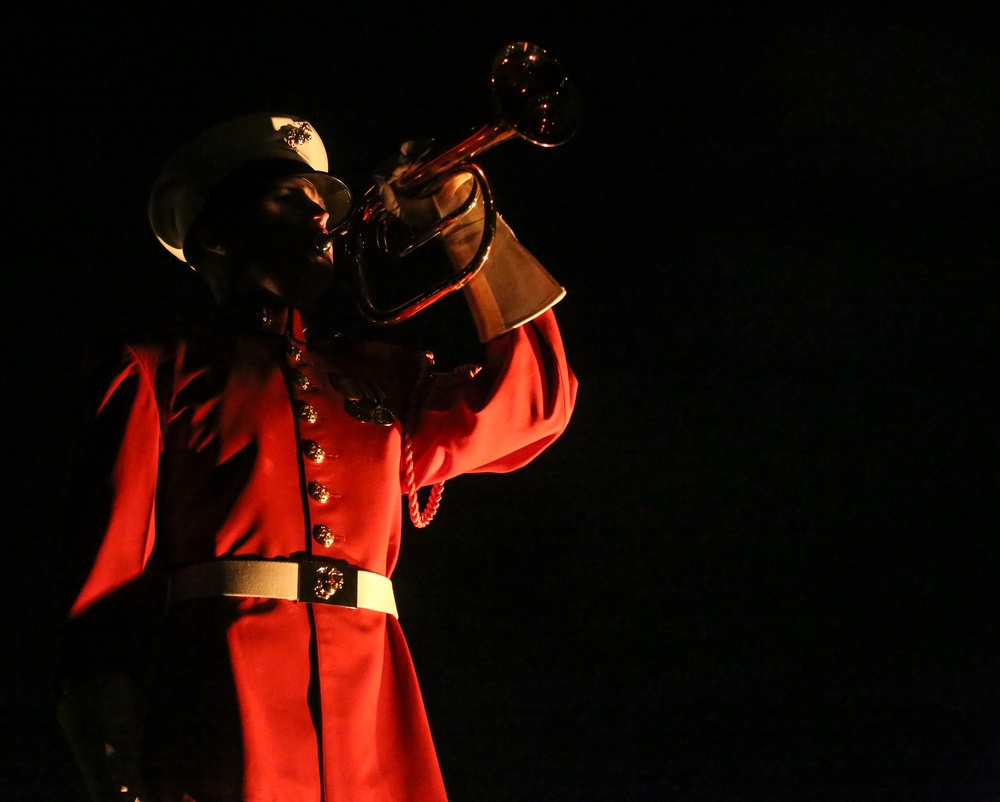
346 41 579 325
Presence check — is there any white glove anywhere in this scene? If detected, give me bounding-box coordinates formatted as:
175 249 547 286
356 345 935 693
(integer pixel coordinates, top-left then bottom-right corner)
373 140 485 255
373 141 566 342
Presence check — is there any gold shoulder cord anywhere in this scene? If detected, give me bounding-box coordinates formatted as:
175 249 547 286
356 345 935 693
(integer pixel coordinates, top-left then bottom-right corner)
403 352 444 528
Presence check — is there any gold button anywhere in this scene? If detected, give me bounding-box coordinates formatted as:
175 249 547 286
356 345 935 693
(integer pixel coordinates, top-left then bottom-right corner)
313 524 341 548
303 440 326 463
308 481 331 503
297 403 318 424
293 371 312 390
288 345 304 363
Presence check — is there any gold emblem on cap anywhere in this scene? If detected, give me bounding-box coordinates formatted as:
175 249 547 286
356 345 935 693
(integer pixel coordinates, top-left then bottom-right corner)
282 121 314 149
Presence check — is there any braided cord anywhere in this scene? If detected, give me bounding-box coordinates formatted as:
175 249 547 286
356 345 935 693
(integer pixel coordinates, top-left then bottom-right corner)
404 352 444 528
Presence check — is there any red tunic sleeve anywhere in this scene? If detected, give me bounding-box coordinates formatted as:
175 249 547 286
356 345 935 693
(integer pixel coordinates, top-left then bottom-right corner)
403 308 578 489
67 345 163 620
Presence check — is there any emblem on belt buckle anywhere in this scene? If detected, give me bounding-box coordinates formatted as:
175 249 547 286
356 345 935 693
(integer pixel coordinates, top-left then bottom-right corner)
313 565 345 600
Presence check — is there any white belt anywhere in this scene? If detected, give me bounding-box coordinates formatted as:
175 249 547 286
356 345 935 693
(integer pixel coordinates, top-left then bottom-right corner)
168 558 397 618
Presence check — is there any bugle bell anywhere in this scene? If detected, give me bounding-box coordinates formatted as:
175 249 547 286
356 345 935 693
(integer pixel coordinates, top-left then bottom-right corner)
345 41 580 325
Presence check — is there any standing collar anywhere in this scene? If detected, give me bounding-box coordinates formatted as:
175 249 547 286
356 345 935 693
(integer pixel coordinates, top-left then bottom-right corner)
219 290 308 342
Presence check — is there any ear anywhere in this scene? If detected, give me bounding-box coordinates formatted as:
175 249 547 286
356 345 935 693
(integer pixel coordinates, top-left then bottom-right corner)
191 221 228 256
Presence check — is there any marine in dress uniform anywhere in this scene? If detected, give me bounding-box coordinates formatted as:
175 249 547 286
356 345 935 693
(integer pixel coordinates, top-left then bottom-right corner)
56 113 577 802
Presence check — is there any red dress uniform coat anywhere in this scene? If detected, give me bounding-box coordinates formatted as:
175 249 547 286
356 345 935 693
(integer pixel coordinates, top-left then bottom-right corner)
61 292 577 802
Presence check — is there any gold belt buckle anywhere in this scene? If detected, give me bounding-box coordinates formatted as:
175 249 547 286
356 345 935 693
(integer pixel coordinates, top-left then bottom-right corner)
298 558 359 608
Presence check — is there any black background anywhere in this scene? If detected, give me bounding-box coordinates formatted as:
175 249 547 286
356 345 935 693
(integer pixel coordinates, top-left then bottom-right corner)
3 6 997 801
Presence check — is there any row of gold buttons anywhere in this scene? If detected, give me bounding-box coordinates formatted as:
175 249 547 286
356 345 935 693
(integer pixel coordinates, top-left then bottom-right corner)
288 341 343 550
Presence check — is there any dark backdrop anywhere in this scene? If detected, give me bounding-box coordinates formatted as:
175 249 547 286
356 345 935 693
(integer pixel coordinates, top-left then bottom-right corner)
3 7 996 801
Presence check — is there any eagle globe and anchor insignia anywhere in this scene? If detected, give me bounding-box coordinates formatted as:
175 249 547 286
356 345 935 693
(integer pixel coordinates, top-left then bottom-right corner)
327 371 397 427
280 120 314 149
343 395 396 426
313 564 345 600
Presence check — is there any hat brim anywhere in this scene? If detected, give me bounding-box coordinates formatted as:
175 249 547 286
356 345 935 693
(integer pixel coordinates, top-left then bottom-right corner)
150 112 355 263
172 160 356 263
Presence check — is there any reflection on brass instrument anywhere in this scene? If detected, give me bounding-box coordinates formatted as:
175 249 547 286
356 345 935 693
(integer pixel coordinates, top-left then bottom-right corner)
346 41 580 325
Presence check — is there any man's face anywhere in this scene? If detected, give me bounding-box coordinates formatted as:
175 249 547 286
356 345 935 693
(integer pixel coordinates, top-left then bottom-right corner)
227 175 343 309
